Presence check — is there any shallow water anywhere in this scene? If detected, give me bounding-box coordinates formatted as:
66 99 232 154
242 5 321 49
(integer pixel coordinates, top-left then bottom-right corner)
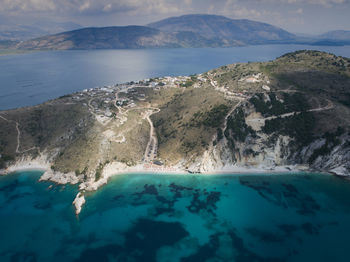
1 172 350 261
1 45 350 110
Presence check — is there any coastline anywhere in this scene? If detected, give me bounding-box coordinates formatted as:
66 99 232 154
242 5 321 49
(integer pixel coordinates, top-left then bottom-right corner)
0 157 345 215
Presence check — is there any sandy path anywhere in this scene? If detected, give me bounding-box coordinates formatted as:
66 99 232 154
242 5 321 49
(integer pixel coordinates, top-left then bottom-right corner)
0 114 38 154
143 109 160 162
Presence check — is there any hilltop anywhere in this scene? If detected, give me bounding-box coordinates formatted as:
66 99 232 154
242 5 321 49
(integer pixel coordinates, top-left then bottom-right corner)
148 14 296 44
1 50 349 213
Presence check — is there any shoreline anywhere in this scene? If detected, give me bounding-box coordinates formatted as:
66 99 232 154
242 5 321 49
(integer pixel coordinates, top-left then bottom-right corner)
0 161 336 181
1 163 334 187
0 159 346 215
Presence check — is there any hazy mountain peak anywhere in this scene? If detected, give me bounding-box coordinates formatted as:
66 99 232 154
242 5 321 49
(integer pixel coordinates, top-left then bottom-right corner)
147 14 295 43
319 30 350 40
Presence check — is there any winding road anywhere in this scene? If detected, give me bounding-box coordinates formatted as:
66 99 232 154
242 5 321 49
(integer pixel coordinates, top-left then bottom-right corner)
112 88 161 162
143 109 160 162
246 99 334 124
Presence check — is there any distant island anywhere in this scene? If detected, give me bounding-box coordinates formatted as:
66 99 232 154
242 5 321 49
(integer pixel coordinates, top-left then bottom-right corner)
0 50 349 214
1 14 350 50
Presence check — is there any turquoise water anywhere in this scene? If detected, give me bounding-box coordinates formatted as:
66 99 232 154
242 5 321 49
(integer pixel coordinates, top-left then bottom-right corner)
1 172 350 261
1 45 350 110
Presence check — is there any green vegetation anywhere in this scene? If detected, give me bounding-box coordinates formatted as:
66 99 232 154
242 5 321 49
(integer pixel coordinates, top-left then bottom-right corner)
181 141 198 153
202 104 229 127
0 154 14 169
191 104 229 128
225 108 256 144
180 80 194 88
217 128 223 141
249 92 309 117
95 163 103 181
95 160 110 181
263 112 315 145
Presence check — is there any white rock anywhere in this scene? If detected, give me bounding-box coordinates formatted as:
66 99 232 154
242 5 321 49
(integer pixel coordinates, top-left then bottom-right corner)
73 192 86 215
262 85 270 91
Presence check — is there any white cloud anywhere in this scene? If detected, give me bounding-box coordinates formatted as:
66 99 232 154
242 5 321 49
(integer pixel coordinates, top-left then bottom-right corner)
0 0 348 17
296 7 303 13
0 0 190 15
220 0 262 18
254 0 349 7
79 1 90 12
0 0 56 12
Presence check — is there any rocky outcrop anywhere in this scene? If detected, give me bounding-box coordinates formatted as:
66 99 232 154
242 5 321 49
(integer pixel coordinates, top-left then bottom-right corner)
190 103 350 177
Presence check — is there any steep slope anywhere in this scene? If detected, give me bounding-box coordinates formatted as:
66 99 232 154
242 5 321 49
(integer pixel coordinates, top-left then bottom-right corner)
312 30 350 45
148 14 296 44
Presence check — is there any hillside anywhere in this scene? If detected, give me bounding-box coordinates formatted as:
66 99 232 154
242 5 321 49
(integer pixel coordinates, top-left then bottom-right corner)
16 26 177 50
310 30 350 46
1 50 350 213
16 24 233 50
319 30 350 41
148 14 296 44
15 15 298 50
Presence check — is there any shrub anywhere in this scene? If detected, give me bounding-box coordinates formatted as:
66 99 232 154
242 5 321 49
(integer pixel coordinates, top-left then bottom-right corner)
202 104 229 128
225 108 255 142
263 112 315 146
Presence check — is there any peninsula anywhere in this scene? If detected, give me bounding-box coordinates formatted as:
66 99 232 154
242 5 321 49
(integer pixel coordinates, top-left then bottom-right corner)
1 50 349 214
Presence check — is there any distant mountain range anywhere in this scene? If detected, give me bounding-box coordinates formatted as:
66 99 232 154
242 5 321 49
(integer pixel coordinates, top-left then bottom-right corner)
4 14 350 50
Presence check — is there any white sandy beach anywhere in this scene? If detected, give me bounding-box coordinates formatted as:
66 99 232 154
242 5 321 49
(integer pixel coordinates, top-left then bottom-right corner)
0 156 333 215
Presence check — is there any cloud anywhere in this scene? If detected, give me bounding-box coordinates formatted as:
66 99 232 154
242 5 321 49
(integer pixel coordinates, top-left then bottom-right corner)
219 0 263 18
0 0 189 15
296 7 304 13
0 0 56 12
0 0 348 17
253 0 349 7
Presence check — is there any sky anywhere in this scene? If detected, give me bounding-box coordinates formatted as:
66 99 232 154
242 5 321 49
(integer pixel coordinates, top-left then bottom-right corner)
0 0 349 35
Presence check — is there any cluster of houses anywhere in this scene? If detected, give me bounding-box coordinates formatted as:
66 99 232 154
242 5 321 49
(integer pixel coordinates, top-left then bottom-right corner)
76 74 208 118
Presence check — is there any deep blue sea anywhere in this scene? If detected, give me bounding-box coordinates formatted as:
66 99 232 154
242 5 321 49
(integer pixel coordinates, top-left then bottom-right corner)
0 45 350 110
1 171 350 262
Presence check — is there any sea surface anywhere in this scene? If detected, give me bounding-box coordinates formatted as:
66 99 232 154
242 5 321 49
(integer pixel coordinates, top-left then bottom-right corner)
1 171 350 261
1 45 350 110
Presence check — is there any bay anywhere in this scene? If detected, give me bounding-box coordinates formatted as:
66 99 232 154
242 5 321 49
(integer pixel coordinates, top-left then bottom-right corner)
1 172 350 261
1 45 350 110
